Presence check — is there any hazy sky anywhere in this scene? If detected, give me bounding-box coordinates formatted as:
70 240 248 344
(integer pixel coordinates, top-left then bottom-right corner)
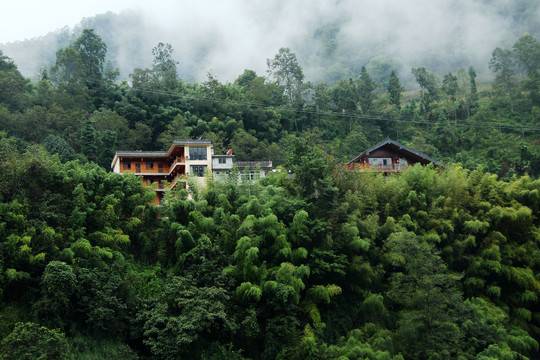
0 0 168 43
1 0 537 83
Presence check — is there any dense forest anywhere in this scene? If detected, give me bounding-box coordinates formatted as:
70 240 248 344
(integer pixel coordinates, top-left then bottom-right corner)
0 26 539 359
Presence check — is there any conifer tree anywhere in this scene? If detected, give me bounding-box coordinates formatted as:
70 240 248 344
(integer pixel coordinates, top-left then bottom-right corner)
80 118 98 162
387 70 402 107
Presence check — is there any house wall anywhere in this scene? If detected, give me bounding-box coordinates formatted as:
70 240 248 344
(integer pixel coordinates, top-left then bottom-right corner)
114 142 214 205
212 157 234 170
185 145 212 176
113 159 120 173
119 158 172 174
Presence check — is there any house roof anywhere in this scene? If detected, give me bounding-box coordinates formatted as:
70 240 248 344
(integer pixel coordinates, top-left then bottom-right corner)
347 138 442 166
111 139 214 169
114 151 167 157
172 139 212 145
236 161 273 170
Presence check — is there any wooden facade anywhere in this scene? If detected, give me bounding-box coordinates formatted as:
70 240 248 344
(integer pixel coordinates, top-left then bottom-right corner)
111 140 213 204
347 138 441 172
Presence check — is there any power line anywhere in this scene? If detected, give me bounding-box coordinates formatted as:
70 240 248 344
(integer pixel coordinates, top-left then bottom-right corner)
125 84 540 133
82 78 540 133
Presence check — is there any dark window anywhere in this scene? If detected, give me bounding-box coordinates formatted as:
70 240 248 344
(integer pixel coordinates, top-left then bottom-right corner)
123 162 131 170
191 165 207 177
135 164 141 172
218 158 226 164
146 162 154 170
189 147 207 160
158 163 164 173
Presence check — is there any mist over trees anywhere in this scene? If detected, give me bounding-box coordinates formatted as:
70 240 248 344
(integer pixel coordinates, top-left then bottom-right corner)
1 0 540 84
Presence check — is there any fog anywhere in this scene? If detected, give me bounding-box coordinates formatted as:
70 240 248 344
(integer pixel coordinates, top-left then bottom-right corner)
1 0 538 85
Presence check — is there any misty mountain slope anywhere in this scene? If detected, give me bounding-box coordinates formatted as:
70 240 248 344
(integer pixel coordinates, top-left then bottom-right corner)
1 0 539 84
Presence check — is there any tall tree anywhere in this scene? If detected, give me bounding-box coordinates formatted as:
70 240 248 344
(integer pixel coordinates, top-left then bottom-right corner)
0 51 29 112
489 47 518 111
152 42 179 90
512 34 540 78
412 67 439 115
50 47 85 85
73 29 107 90
512 34 540 106
442 72 459 121
80 118 98 162
267 48 306 108
387 70 403 107
468 66 478 112
357 66 377 114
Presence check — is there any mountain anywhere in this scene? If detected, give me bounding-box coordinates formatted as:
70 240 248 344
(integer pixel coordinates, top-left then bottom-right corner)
1 0 540 85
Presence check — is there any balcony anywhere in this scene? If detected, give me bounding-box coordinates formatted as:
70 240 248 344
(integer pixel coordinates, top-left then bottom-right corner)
350 162 408 172
169 156 185 174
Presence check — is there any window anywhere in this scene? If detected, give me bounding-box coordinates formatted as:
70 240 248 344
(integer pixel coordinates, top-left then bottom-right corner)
146 162 154 170
189 147 207 160
218 158 226 164
368 157 392 170
240 171 260 181
123 161 131 170
191 165 207 177
135 164 141 172
157 163 164 173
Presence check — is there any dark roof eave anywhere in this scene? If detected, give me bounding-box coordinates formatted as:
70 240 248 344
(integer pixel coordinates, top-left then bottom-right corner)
115 151 167 157
172 139 212 145
347 138 442 166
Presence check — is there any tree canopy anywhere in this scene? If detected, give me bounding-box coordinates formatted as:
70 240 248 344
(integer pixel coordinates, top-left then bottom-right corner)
0 29 539 360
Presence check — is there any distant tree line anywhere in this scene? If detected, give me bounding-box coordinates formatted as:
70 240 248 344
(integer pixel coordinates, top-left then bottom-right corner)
0 30 538 177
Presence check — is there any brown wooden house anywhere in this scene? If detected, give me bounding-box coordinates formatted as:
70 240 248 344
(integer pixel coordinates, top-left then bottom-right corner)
111 139 213 204
347 138 441 172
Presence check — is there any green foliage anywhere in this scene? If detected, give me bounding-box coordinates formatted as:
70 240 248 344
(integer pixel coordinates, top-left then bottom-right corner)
80 118 98 162
0 322 69 360
34 261 76 329
1 30 540 360
0 51 29 112
74 29 107 90
138 275 233 359
68 336 139 360
43 135 75 162
266 47 306 108
387 70 402 107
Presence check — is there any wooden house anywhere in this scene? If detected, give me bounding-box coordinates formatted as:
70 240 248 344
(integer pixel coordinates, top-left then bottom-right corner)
347 138 441 172
111 139 213 204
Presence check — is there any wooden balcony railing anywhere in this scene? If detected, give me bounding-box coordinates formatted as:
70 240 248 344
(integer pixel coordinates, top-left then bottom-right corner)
350 163 409 172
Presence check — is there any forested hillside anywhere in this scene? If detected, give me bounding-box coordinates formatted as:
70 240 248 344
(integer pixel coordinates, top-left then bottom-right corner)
0 27 539 359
